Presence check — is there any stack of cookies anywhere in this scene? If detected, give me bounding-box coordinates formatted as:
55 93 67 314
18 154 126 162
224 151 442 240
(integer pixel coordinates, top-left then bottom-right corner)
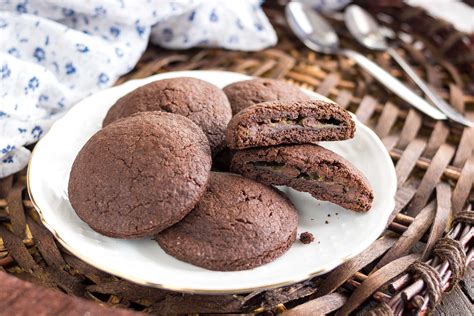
224 83 373 213
68 77 373 271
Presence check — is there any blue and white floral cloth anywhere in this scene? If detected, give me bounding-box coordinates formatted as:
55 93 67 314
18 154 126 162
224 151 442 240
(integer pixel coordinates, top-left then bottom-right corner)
0 0 277 178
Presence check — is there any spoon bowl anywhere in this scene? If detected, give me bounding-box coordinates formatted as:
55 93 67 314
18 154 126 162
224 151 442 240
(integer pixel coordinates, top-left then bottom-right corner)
344 5 387 51
284 1 447 121
286 2 339 54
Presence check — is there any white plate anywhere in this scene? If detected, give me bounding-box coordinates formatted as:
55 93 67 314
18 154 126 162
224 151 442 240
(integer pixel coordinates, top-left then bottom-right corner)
28 70 397 294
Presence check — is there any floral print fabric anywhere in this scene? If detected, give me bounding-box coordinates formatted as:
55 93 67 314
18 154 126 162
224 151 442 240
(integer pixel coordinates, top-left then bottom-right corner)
0 0 277 177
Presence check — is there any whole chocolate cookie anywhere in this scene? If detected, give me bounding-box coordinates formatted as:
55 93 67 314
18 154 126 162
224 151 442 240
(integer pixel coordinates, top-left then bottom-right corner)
103 77 232 154
155 172 298 271
225 100 355 150
69 112 212 238
223 78 310 115
231 145 373 212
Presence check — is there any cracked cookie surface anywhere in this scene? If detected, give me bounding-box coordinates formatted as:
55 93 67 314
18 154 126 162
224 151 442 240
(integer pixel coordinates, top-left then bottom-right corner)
155 172 298 271
230 144 374 212
103 77 232 154
68 112 212 238
223 78 310 115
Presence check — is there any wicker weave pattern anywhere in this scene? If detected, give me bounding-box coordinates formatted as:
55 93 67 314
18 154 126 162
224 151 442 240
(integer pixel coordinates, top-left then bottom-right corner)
0 3 472 315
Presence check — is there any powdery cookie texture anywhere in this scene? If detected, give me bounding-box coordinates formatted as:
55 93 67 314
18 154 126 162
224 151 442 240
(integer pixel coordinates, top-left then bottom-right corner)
223 78 310 115
155 172 298 271
103 77 232 154
225 100 355 150
231 144 374 212
68 112 212 239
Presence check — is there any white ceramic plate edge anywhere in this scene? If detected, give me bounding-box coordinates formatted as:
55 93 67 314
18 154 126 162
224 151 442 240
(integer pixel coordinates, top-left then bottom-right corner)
27 70 397 294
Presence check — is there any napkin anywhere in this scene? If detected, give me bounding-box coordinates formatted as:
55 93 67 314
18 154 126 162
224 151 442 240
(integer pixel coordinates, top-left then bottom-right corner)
0 0 277 178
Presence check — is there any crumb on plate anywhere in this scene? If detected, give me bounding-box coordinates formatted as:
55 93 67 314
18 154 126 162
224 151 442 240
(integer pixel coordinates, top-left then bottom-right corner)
299 232 315 244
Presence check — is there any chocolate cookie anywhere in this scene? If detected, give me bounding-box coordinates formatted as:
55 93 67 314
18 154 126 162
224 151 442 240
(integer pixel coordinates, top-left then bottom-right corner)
223 78 310 115
225 100 355 150
103 77 232 154
230 145 373 212
68 112 212 238
155 172 298 271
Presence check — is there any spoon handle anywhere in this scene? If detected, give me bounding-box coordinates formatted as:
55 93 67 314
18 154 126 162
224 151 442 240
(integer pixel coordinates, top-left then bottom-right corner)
387 47 474 127
341 49 447 120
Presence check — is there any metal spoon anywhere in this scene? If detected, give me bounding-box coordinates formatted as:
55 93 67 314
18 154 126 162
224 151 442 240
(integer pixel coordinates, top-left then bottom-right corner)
285 2 447 120
344 4 473 127
285 2 446 121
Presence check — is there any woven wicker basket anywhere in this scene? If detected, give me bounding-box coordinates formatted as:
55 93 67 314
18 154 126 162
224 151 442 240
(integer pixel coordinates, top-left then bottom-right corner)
0 2 472 315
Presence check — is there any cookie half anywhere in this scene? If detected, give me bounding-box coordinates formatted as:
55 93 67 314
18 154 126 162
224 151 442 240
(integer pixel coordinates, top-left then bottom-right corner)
103 77 232 154
68 112 212 238
231 145 373 212
223 78 310 115
225 100 355 149
155 172 298 271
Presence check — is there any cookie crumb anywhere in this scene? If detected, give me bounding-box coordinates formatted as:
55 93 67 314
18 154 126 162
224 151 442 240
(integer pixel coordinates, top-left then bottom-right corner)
299 232 315 244
325 220 329 224
327 214 331 217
